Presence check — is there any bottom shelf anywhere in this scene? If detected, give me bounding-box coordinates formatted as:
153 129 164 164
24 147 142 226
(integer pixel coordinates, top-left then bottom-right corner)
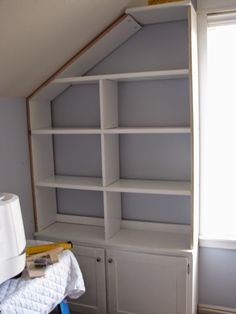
35 222 192 253
110 228 191 253
35 222 105 245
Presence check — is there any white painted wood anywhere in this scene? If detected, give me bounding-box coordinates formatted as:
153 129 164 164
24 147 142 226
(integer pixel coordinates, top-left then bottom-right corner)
198 0 236 13
100 80 118 129
32 127 191 135
106 179 191 195
104 127 191 134
35 222 105 245
32 83 70 101
208 11 236 27
36 175 103 191
30 16 141 102
53 69 189 84
69 245 107 314
107 250 188 314
59 16 141 78
32 127 102 135
121 220 191 234
189 5 199 250
31 136 55 181
34 220 191 252
102 134 120 186
35 187 57 231
56 214 104 227
199 236 236 250
126 1 190 25
29 100 52 130
29 5 198 313
104 192 121 240
109 227 191 252
188 7 199 314
198 304 236 314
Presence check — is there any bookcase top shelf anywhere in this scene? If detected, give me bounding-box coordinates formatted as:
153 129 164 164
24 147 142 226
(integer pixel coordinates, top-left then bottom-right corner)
32 69 189 101
126 0 191 25
53 69 189 84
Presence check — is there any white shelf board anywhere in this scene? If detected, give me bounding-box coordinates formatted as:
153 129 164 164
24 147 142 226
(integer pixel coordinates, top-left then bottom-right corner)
35 222 105 245
32 128 102 135
103 127 191 134
58 16 141 78
36 176 103 191
126 1 190 25
30 15 141 102
34 222 191 253
31 83 70 101
109 227 191 252
106 179 191 195
52 69 189 85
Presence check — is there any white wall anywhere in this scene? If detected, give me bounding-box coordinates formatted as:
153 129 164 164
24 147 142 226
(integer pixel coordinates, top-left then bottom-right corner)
0 97 34 238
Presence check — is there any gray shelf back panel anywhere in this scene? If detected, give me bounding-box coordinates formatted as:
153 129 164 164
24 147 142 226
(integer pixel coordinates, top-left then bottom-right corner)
52 84 100 128
87 21 188 75
56 188 104 217
53 134 102 177
118 78 189 127
119 134 191 181
121 193 191 225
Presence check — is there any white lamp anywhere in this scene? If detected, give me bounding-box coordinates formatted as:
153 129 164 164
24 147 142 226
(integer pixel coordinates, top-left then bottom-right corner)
0 193 26 285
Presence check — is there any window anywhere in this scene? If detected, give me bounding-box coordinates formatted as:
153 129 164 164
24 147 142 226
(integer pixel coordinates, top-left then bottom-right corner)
200 13 236 241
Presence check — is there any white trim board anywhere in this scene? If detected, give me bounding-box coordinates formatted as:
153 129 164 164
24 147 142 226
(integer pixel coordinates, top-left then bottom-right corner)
199 304 236 314
126 0 190 24
197 0 236 13
58 16 141 79
199 236 236 250
31 15 141 101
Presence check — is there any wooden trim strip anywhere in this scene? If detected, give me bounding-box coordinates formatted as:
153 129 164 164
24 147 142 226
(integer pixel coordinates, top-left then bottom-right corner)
26 99 38 231
198 304 236 314
27 14 127 100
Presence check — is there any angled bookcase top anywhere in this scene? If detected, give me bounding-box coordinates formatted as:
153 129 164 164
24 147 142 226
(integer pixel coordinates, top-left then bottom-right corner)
126 0 191 25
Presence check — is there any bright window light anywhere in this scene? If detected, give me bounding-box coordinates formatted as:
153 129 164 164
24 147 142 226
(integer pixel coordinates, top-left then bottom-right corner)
201 20 236 238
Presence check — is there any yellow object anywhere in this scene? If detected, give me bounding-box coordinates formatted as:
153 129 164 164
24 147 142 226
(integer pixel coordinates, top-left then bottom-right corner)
26 241 73 256
148 0 183 5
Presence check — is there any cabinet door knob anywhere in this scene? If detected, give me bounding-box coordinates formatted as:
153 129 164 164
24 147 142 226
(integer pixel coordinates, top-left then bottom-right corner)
108 258 113 264
96 257 101 262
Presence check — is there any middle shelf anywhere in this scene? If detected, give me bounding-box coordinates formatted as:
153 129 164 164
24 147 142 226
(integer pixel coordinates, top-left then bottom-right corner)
36 176 191 196
31 127 191 135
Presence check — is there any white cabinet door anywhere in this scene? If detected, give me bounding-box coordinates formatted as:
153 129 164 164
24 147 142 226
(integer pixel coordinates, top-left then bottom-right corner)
69 245 107 314
107 250 189 314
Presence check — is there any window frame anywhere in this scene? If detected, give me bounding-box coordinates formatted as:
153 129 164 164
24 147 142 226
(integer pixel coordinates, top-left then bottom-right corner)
198 0 236 250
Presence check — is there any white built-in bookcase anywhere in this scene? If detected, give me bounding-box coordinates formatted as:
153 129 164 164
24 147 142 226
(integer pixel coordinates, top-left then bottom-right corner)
28 1 198 255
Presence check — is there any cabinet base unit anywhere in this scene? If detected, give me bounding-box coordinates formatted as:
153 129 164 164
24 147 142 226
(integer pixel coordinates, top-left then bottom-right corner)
29 2 199 314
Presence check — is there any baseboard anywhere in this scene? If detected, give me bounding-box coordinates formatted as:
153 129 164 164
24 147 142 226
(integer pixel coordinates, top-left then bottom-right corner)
199 304 236 314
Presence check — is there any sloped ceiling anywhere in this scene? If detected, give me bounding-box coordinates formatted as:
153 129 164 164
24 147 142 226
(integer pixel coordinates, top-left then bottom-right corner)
0 0 146 97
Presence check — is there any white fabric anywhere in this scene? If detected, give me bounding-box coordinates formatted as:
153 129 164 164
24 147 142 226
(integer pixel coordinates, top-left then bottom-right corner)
0 250 85 314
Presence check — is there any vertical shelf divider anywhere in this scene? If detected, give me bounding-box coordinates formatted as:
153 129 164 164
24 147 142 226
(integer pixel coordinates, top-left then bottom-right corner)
104 192 121 240
100 78 120 186
100 79 121 240
100 79 118 129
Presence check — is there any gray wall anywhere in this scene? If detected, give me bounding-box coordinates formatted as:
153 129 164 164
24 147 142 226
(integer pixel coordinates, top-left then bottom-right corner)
0 97 34 238
199 248 236 308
